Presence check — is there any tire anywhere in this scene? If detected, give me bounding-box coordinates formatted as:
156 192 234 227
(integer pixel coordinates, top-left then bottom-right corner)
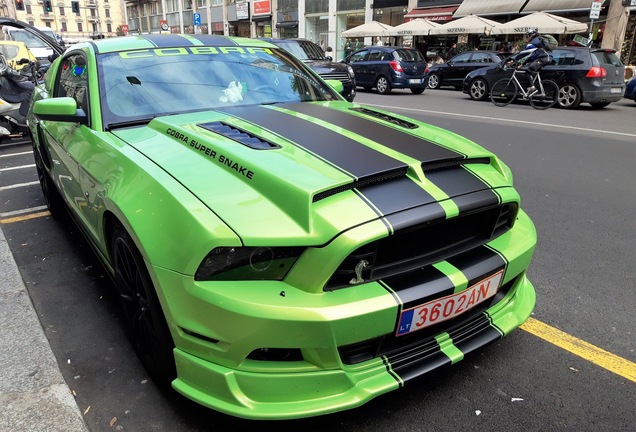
589 102 611 109
375 76 391 95
490 78 518 107
530 80 559 110
557 83 582 109
410 88 425 94
469 78 489 101
427 73 441 89
111 224 176 388
33 145 65 217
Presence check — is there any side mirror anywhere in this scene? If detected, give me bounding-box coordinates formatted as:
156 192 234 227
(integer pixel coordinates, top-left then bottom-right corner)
33 97 88 125
324 79 344 94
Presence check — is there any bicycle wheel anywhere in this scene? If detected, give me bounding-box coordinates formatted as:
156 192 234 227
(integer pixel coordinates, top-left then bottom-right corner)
529 80 558 110
490 78 518 107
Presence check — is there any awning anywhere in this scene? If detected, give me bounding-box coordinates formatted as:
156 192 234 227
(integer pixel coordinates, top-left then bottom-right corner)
453 0 527 17
276 21 298 29
405 6 458 22
521 0 597 14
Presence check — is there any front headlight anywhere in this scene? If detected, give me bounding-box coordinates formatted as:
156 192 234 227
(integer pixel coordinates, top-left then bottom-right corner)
194 247 305 281
346 64 355 77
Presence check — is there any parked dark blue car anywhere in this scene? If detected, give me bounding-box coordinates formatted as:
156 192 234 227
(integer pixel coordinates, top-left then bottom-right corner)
624 77 636 102
343 46 427 95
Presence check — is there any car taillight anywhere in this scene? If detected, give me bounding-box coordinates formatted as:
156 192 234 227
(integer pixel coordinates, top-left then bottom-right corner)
586 67 607 78
389 61 403 72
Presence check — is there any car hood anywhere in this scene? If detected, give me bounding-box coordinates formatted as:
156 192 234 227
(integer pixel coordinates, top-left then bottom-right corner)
111 101 508 242
304 59 348 74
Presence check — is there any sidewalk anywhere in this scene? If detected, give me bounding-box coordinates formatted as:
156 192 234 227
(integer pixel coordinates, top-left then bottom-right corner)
0 227 89 432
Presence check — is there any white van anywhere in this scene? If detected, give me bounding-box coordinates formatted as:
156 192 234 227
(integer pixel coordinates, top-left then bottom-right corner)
1 26 56 65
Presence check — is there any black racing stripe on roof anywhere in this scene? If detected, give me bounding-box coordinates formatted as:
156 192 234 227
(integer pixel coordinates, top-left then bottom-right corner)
141 34 194 47
287 103 462 162
356 176 440 217
425 166 496 200
219 105 406 179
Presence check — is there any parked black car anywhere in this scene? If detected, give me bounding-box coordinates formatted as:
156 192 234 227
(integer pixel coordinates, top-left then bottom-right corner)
463 47 625 109
427 50 510 90
342 46 427 95
261 38 357 102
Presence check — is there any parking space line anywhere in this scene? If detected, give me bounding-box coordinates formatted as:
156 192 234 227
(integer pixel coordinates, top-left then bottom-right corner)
0 150 33 158
1 205 48 219
0 164 36 172
0 181 39 191
0 210 51 224
521 318 636 383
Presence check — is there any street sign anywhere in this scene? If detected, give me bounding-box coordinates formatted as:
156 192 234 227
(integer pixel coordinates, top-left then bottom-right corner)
589 0 602 19
194 13 201 26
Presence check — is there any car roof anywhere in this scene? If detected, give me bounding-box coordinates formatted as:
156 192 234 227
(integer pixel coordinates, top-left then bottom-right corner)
77 34 278 54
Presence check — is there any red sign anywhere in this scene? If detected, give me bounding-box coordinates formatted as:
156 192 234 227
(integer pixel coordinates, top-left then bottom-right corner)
253 0 271 16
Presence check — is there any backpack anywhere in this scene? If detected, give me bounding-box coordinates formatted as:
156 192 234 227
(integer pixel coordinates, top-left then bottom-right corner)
539 34 558 51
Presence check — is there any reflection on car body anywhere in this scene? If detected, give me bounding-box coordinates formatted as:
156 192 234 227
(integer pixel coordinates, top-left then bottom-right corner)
28 34 536 420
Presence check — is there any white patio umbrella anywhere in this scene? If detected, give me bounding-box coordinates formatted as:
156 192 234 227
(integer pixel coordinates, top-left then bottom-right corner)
341 21 395 38
490 12 588 35
428 15 500 35
384 19 441 37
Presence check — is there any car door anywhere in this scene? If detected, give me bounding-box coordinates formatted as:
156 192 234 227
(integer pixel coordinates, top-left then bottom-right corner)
346 49 371 86
39 51 103 244
446 52 473 84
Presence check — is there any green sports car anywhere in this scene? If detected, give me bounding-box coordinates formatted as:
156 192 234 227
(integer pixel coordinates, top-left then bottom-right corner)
28 34 536 420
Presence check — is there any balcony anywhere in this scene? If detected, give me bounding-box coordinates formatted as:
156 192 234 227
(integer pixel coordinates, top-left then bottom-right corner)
40 14 55 21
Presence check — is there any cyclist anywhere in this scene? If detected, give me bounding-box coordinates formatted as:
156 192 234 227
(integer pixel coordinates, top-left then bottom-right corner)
507 28 551 95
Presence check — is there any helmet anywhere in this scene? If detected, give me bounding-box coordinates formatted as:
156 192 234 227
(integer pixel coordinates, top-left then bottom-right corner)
525 28 538 38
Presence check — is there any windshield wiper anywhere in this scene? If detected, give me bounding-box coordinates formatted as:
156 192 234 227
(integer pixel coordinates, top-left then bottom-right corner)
105 118 153 131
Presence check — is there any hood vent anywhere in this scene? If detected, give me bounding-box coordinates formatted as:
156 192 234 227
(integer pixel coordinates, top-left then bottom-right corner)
313 167 408 202
198 121 281 150
349 107 419 130
422 157 490 172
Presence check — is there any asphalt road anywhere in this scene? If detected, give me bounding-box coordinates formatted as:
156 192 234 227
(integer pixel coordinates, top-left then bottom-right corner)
1 89 634 432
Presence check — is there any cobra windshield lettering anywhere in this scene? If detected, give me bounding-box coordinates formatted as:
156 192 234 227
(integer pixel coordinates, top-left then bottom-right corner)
120 46 274 59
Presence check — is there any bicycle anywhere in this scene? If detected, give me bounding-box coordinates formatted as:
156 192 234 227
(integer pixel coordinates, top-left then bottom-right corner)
490 64 559 110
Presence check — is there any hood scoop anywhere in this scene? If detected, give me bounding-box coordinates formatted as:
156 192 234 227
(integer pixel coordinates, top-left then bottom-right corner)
198 121 280 150
422 157 490 172
313 167 408 202
349 107 419 130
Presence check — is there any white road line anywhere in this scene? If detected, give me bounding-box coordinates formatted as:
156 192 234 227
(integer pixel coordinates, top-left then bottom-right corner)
0 150 33 158
0 205 48 218
366 103 636 139
0 164 36 172
0 181 39 191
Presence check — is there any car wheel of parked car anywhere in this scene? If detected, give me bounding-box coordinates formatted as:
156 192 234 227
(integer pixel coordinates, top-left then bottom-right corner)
589 102 611 109
469 78 489 100
428 73 441 89
557 83 582 109
411 88 425 94
375 76 392 94
111 223 176 388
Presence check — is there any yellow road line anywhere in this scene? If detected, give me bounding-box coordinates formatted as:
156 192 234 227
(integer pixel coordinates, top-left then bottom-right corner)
521 317 636 383
0 211 51 224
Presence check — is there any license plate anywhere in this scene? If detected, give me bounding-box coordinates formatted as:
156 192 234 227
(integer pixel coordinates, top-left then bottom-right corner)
409 79 422 84
396 270 504 336
610 87 622 94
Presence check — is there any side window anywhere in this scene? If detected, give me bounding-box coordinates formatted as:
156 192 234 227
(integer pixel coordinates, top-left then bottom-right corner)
452 53 472 64
56 53 89 115
471 53 491 63
350 50 368 62
368 50 384 61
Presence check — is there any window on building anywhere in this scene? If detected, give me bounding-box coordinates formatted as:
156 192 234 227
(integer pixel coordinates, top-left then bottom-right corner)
78 23 83 32
60 7 65 15
61 22 67 32
165 0 178 13
336 0 365 10
107 23 112 33
105 9 110 18
183 0 193 11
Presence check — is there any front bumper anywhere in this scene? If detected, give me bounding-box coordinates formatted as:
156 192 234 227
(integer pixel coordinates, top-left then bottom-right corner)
154 210 536 419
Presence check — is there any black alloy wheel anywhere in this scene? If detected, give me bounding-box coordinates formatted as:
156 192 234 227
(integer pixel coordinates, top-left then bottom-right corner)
111 224 176 388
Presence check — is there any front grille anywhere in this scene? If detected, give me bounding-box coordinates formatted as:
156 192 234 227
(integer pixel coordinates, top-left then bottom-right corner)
320 70 352 83
325 204 516 291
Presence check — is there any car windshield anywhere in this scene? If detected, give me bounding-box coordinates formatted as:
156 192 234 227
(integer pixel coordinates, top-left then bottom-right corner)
7 29 50 49
98 46 340 128
278 41 326 61
392 49 424 62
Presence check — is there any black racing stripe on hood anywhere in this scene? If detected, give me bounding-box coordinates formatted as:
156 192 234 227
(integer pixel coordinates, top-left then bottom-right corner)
452 190 500 214
287 103 462 162
383 266 455 310
219 106 406 179
188 34 241 46
355 176 440 217
445 245 507 289
425 166 496 199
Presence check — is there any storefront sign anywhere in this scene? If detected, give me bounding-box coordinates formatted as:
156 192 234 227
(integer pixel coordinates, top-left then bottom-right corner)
236 1 249 20
253 0 271 16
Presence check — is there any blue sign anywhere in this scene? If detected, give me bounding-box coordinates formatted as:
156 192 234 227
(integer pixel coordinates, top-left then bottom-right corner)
194 13 201 26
